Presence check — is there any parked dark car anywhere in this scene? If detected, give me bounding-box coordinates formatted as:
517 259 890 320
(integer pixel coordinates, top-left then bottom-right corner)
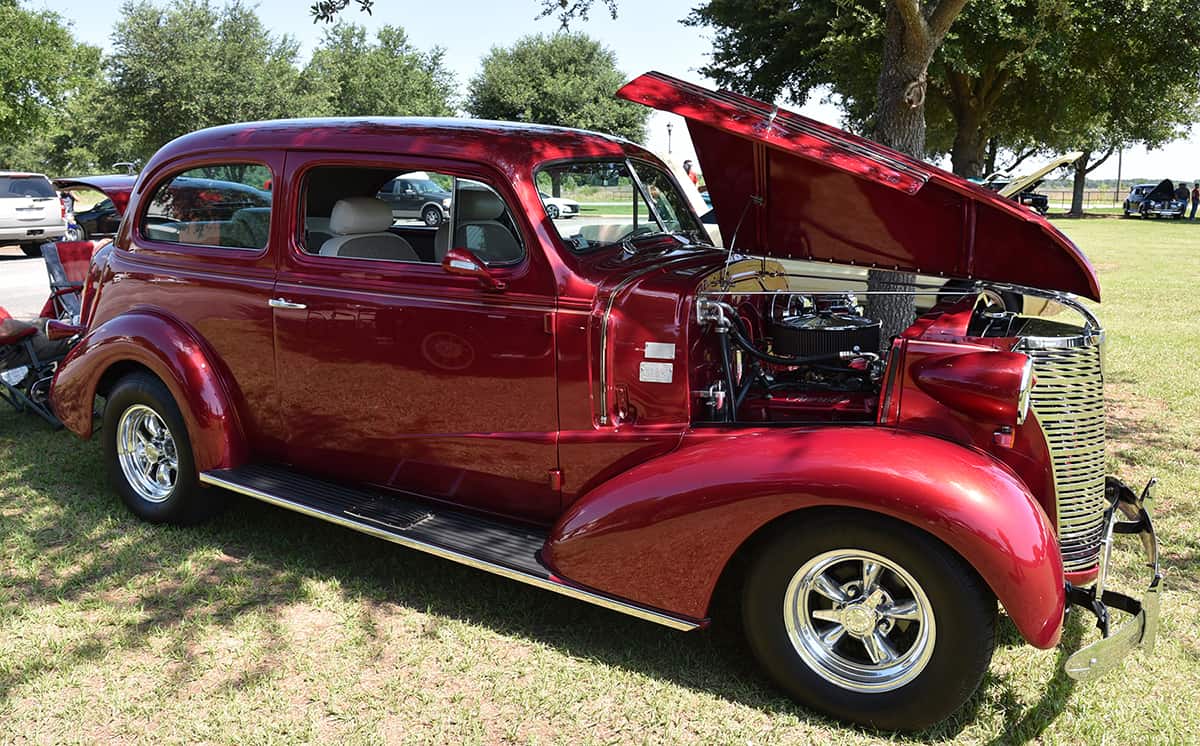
376 171 451 226
1123 183 1158 217
1138 179 1186 219
49 73 1161 732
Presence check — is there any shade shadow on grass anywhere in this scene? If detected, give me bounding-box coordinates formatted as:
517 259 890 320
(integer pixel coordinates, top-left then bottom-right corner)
1 414 1088 741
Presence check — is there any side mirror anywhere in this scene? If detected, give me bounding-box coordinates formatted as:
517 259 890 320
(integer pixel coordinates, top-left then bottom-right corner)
441 248 506 292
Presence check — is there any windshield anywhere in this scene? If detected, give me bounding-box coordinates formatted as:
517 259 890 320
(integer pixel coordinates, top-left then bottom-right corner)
535 159 708 251
406 178 444 193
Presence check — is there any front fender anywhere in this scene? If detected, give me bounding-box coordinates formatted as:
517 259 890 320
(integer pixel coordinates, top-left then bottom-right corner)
51 310 246 471
545 426 1065 648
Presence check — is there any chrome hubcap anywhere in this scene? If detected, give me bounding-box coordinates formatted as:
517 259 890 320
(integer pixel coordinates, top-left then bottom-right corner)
784 549 935 692
116 405 178 503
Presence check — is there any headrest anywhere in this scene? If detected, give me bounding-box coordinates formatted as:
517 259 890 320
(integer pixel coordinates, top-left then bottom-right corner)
456 189 505 222
330 197 393 235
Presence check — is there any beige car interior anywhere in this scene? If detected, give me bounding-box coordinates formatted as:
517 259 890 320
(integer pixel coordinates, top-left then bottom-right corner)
318 197 418 261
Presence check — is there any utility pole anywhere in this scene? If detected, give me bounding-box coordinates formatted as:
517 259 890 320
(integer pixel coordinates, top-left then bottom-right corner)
1114 149 1122 205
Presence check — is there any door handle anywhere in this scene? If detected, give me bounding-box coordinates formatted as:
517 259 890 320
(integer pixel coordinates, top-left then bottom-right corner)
268 298 307 310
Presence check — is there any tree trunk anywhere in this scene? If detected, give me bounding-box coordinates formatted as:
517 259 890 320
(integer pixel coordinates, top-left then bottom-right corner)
984 137 998 177
1069 150 1090 216
950 106 987 178
872 7 930 159
867 3 930 346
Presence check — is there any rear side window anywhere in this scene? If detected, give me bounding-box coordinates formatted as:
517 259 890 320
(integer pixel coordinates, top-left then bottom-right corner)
0 175 55 199
299 165 524 266
141 163 272 250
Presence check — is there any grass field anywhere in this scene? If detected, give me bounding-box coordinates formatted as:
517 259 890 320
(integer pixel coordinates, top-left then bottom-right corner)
2 218 1198 744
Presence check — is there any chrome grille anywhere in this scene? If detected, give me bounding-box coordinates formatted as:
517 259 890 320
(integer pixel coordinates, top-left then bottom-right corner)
1025 341 1107 572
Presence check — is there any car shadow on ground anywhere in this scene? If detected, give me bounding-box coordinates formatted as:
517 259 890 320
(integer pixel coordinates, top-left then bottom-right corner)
0 417 1090 742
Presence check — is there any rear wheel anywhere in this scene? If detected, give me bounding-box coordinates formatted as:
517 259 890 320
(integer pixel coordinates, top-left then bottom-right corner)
102 372 222 524
19 243 43 257
741 513 996 731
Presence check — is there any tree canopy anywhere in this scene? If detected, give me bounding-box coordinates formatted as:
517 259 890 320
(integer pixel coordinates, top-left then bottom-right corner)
466 32 647 142
688 0 1200 180
302 23 456 117
104 0 309 163
0 1 99 162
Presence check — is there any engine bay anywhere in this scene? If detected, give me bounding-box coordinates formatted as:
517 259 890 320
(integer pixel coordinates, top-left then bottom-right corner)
686 258 1049 426
693 291 888 424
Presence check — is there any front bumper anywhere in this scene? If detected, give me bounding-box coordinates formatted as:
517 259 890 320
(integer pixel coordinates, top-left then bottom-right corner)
1062 476 1162 681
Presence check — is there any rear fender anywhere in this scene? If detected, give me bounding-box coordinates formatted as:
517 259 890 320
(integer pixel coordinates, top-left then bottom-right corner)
50 310 246 471
545 426 1065 648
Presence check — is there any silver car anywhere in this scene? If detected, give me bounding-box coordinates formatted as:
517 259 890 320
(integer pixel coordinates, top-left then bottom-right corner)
0 171 66 256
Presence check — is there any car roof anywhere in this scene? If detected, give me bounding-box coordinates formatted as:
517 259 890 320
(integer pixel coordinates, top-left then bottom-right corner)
146 117 641 174
0 171 50 179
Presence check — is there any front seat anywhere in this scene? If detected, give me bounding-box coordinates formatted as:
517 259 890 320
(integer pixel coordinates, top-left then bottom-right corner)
319 197 418 261
452 189 523 263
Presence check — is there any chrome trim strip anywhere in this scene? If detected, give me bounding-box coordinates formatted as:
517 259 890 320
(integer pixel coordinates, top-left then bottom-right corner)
199 471 701 631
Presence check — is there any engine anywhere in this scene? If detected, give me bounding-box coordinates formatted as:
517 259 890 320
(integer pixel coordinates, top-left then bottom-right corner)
766 293 881 358
695 292 885 424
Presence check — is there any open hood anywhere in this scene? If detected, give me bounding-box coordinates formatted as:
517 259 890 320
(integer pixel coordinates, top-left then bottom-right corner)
53 174 137 217
997 152 1082 198
617 72 1101 301
1144 179 1175 203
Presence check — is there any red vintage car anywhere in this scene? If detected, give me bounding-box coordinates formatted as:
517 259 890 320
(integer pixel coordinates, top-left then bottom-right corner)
49 72 1160 730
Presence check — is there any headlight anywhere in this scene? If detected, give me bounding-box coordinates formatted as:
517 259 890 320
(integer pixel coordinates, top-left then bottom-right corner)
442 198 451 207
912 350 1036 427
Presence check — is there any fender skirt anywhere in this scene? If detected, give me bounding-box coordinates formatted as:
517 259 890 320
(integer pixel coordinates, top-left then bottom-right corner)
50 311 246 471
545 426 1065 649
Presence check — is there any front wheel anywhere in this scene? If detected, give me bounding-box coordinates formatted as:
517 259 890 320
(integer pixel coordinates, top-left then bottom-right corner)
103 372 223 524
422 205 443 227
741 512 996 731
546 204 561 220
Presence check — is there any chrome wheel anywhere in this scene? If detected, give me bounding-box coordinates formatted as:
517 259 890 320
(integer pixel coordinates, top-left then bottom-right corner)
784 549 936 692
116 404 179 503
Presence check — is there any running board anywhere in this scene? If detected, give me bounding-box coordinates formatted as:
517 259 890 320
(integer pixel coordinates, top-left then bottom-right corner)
199 465 701 631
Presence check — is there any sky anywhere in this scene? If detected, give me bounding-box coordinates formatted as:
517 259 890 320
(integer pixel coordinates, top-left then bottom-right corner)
35 0 1200 183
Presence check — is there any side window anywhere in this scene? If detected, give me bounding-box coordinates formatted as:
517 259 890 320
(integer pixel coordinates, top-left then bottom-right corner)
300 166 524 266
141 164 272 250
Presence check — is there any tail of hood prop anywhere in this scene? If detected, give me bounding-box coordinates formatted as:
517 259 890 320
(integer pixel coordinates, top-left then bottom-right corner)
617 72 1101 302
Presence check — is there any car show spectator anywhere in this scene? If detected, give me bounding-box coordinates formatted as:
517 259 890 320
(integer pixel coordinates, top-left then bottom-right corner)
1174 181 1189 211
682 159 700 185
1191 183 1199 219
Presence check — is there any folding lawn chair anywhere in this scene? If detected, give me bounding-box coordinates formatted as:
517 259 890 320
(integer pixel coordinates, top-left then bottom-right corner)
0 307 65 427
40 240 101 322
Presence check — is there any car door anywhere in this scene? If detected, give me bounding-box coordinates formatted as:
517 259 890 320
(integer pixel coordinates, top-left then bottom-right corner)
123 156 286 459
376 178 400 215
394 178 422 218
270 152 561 523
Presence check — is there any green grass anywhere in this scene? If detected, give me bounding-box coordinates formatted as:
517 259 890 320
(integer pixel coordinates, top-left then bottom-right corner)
2 217 1199 743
